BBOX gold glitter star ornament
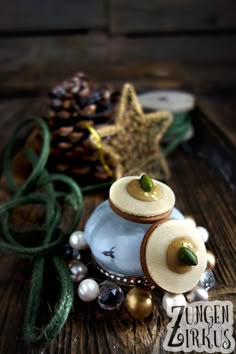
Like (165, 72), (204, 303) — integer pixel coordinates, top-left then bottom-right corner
(89, 83), (173, 180)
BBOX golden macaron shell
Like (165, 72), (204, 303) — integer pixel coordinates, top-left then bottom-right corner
(141, 219), (207, 294)
(109, 176), (175, 223)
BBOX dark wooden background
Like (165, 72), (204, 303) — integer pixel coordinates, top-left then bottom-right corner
(0, 1), (236, 353)
(0, 0), (236, 94)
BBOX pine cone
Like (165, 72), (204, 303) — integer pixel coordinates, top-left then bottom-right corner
(44, 72), (120, 185)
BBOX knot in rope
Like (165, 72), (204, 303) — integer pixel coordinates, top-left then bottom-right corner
(0, 117), (83, 346)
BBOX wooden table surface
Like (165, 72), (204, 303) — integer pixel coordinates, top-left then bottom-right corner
(0, 63), (236, 354)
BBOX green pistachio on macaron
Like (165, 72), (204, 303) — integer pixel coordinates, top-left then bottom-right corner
(178, 247), (198, 266)
(139, 174), (154, 192)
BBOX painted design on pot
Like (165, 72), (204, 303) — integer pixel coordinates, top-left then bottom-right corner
(102, 246), (116, 259)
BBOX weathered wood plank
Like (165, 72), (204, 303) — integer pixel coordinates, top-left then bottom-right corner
(110, 0), (236, 34)
(178, 64), (236, 94)
(0, 0), (106, 32)
(190, 106), (236, 191)
(198, 95), (236, 147)
(0, 34), (236, 92)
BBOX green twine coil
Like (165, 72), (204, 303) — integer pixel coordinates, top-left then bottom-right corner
(0, 117), (83, 346)
(138, 90), (195, 155)
(163, 111), (192, 155)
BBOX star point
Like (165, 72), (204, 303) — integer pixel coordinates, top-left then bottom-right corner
(90, 83), (173, 179)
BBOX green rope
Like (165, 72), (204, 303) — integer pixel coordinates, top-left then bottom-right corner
(23, 256), (74, 346)
(0, 117), (83, 346)
(3, 117), (50, 195)
(81, 181), (112, 193)
(163, 112), (192, 155)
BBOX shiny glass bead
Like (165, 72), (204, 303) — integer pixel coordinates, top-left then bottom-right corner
(62, 244), (80, 260)
(97, 281), (124, 310)
(62, 244), (73, 258)
(186, 286), (209, 303)
(72, 249), (81, 260)
(198, 268), (215, 291)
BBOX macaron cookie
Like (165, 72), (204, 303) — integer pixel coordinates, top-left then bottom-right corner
(109, 175), (175, 224)
(140, 219), (207, 293)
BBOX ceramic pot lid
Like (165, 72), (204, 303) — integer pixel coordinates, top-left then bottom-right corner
(109, 176), (175, 224)
(140, 219), (207, 293)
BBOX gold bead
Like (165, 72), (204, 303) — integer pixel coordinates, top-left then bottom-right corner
(124, 288), (154, 320)
(206, 250), (216, 270)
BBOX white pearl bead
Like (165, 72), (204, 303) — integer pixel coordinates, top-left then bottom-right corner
(78, 279), (99, 302)
(186, 286), (209, 303)
(69, 260), (88, 283)
(184, 216), (196, 228)
(196, 226), (209, 243)
(162, 292), (186, 317)
(69, 231), (88, 250)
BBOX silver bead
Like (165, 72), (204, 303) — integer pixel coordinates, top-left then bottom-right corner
(78, 279), (99, 302)
(198, 268), (215, 291)
(186, 286), (209, 303)
(162, 292), (186, 317)
(197, 226), (209, 243)
(69, 231), (88, 250)
(68, 260), (88, 283)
